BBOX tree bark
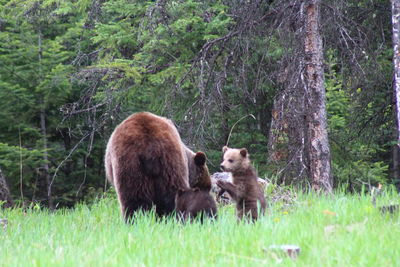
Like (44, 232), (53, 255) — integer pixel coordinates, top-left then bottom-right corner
(40, 103), (53, 209)
(38, 29), (53, 209)
(392, 0), (400, 190)
(268, 88), (309, 186)
(268, 1), (332, 191)
(302, 0), (332, 192)
(0, 167), (14, 208)
(393, 145), (399, 189)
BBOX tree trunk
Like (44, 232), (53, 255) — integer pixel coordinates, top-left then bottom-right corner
(392, 0), (400, 190)
(268, 1), (332, 192)
(268, 88), (309, 185)
(302, 0), (332, 192)
(38, 29), (53, 209)
(393, 145), (399, 189)
(0, 167), (14, 208)
(40, 103), (53, 209)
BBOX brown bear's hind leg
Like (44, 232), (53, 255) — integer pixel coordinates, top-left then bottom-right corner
(121, 197), (153, 223)
(154, 195), (175, 217)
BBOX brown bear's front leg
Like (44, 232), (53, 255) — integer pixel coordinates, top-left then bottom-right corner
(216, 180), (238, 201)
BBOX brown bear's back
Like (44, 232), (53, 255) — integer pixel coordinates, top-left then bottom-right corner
(105, 112), (190, 219)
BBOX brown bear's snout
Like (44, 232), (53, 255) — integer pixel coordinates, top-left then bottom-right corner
(220, 164), (225, 171)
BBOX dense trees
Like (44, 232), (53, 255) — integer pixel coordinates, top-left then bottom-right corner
(0, 0), (397, 207)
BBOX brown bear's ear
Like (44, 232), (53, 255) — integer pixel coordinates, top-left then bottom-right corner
(222, 146), (229, 153)
(194, 152), (206, 166)
(240, 148), (248, 157)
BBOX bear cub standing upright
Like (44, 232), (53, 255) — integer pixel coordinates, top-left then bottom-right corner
(217, 146), (266, 221)
(105, 112), (214, 221)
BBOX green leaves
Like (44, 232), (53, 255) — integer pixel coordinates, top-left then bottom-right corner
(325, 54), (389, 189)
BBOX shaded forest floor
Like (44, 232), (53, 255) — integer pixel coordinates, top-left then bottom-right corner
(0, 191), (399, 266)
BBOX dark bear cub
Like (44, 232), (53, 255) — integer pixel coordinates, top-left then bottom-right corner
(186, 149), (212, 191)
(217, 146), (266, 221)
(175, 188), (217, 222)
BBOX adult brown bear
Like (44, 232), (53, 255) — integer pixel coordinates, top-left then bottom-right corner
(105, 112), (212, 221)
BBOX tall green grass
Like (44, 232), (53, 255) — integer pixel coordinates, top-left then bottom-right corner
(1, 191), (399, 266)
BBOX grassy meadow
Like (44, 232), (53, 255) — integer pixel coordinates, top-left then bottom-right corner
(0, 190), (399, 267)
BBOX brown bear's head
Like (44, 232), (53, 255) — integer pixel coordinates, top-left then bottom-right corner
(175, 187), (217, 222)
(220, 146), (251, 173)
(186, 149), (212, 191)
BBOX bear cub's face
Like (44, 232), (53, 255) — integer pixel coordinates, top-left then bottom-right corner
(220, 146), (250, 173)
(175, 187), (217, 222)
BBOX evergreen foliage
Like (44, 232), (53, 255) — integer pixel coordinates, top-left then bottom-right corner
(0, 0), (396, 206)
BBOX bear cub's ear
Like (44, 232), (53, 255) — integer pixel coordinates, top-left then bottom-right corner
(194, 152), (207, 166)
(240, 148), (248, 157)
(222, 146), (229, 153)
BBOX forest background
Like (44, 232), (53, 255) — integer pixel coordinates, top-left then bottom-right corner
(0, 0), (397, 208)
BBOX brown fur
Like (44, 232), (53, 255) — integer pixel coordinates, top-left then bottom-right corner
(105, 112), (212, 221)
(175, 188), (217, 222)
(186, 149), (212, 191)
(217, 146), (266, 221)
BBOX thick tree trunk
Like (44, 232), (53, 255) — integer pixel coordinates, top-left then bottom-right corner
(0, 167), (14, 208)
(302, 0), (332, 192)
(392, 0), (400, 190)
(268, 1), (332, 191)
